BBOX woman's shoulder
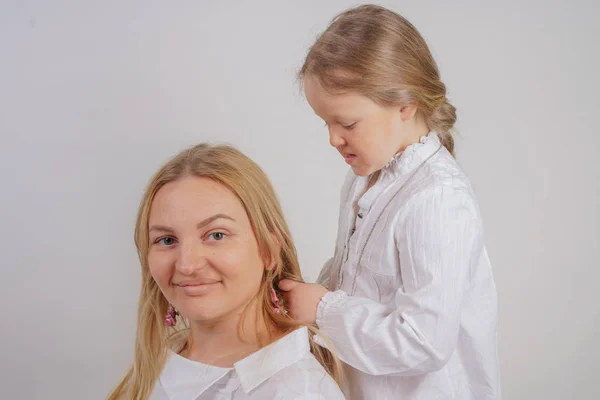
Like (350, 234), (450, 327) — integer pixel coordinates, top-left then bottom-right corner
(233, 327), (345, 399)
(269, 353), (345, 399)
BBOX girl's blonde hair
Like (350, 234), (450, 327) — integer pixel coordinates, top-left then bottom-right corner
(108, 144), (342, 400)
(300, 4), (457, 156)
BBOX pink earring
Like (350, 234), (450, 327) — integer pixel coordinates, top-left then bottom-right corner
(270, 287), (282, 314)
(164, 304), (179, 327)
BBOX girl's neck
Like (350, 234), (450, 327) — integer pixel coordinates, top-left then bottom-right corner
(366, 170), (381, 191)
(368, 124), (429, 191)
(397, 120), (430, 154)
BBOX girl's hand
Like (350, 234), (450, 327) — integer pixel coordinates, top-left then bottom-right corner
(278, 280), (328, 325)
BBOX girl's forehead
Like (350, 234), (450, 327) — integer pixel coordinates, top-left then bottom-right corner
(305, 78), (372, 114)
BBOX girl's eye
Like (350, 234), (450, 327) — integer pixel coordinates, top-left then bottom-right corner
(156, 237), (176, 246)
(207, 232), (227, 241)
(343, 122), (357, 130)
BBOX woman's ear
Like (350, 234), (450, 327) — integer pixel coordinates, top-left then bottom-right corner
(264, 232), (282, 271)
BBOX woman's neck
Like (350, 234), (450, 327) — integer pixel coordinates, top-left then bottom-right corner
(180, 298), (278, 367)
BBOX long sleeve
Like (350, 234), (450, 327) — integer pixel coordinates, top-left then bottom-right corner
(316, 187), (484, 376)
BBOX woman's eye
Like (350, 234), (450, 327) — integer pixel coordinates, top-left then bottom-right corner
(343, 122), (357, 130)
(156, 237), (176, 246)
(208, 232), (227, 241)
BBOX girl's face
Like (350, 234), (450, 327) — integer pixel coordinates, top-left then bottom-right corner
(147, 176), (267, 324)
(304, 76), (419, 176)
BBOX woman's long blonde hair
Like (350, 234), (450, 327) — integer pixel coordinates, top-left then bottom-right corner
(108, 144), (342, 400)
(300, 4), (457, 156)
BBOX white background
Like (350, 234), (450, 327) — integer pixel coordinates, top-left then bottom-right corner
(1, 1), (598, 399)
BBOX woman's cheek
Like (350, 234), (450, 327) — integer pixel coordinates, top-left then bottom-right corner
(148, 251), (173, 290)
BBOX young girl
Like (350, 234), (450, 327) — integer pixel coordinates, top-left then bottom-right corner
(108, 144), (344, 400)
(279, 5), (500, 400)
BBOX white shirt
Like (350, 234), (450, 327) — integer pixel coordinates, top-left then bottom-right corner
(150, 327), (344, 400)
(316, 132), (501, 400)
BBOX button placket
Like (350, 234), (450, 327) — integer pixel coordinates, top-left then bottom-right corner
(340, 177), (368, 289)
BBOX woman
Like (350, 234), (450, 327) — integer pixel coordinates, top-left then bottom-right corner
(108, 144), (344, 399)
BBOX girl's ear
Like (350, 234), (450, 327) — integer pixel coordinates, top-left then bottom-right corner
(399, 104), (418, 121)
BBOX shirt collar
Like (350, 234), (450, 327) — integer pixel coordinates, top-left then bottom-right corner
(234, 326), (310, 393)
(356, 131), (442, 212)
(160, 347), (231, 400)
(159, 326), (310, 399)
(382, 131), (441, 178)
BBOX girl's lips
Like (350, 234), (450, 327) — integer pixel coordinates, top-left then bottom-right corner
(344, 154), (357, 165)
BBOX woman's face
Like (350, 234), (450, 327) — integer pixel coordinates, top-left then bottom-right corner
(147, 176), (267, 323)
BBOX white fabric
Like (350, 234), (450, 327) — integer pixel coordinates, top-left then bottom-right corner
(316, 132), (501, 400)
(150, 326), (344, 400)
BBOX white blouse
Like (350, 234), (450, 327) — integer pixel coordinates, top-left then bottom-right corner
(150, 327), (344, 400)
(316, 132), (501, 400)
